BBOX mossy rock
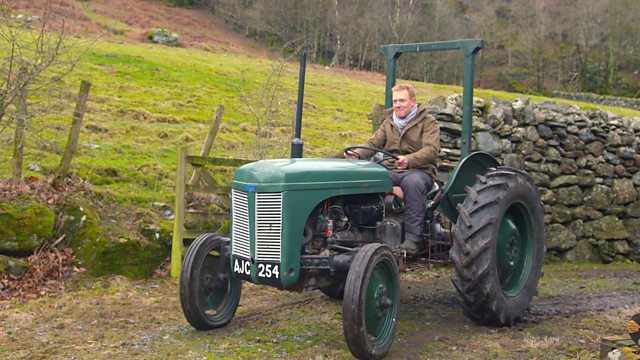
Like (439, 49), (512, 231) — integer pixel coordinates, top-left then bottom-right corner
(74, 236), (168, 279)
(0, 199), (54, 256)
(0, 254), (28, 277)
(59, 197), (168, 279)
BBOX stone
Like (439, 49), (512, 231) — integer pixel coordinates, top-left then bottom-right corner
(541, 163), (561, 178)
(576, 170), (596, 187)
(546, 223), (577, 251)
(512, 97), (534, 125)
(578, 128), (596, 143)
(537, 124), (554, 139)
(147, 28), (180, 47)
(529, 172), (550, 187)
(544, 147), (562, 162)
(627, 200), (640, 218)
(0, 200), (54, 256)
(540, 188), (556, 205)
(584, 185), (612, 210)
(555, 186), (582, 206)
(475, 131), (502, 156)
(503, 154), (524, 169)
(550, 206), (573, 223)
(585, 141), (605, 156)
(612, 178), (638, 205)
(616, 147), (636, 160)
(60, 198), (169, 279)
(549, 175), (579, 188)
(594, 163), (614, 178)
(588, 215), (629, 240)
(0, 254), (28, 277)
(524, 126), (540, 141)
(559, 158), (579, 174)
(563, 240), (601, 263)
(613, 164), (629, 177)
(567, 219), (585, 239)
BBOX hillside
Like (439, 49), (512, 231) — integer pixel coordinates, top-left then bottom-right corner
(1, 0), (640, 278)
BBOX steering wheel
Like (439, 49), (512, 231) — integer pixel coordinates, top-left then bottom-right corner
(344, 146), (399, 168)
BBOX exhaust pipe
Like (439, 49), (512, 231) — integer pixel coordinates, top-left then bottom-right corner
(290, 51), (306, 158)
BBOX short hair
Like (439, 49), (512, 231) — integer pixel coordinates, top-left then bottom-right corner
(391, 83), (416, 100)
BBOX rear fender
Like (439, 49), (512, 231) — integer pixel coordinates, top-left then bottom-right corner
(440, 151), (499, 223)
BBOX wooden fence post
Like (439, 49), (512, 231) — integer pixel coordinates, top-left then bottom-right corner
(53, 80), (91, 189)
(369, 103), (385, 133)
(189, 105), (224, 186)
(171, 146), (188, 277)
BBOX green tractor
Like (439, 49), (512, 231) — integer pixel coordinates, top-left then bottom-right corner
(178, 40), (545, 359)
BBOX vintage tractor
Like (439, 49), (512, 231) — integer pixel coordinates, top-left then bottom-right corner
(178, 40), (545, 359)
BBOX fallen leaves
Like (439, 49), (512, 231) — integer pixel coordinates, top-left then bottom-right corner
(0, 246), (83, 301)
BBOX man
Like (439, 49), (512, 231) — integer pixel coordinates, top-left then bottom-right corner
(345, 83), (440, 254)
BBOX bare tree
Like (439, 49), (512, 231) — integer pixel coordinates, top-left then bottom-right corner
(0, 0), (84, 179)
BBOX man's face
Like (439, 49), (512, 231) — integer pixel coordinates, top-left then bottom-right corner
(392, 89), (416, 119)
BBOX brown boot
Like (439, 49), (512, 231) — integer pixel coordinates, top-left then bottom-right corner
(400, 233), (420, 255)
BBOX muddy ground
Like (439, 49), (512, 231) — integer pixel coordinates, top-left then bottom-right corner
(1, 262), (639, 359)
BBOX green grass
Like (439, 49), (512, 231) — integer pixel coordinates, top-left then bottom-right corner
(1, 36), (639, 210)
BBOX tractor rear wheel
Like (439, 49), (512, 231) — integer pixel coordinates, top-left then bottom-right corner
(450, 167), (544, 326)
(343, 243), (399, 359)
(180, 233), (242, 330)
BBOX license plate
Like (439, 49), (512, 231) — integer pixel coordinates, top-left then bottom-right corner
(232, 257), (280, 281)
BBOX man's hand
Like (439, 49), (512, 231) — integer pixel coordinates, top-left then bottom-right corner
(396, 155), (408, 170)
(344, 150), (359, 160)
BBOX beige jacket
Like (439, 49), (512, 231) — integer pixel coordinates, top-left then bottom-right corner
(356, 105), (440, 178)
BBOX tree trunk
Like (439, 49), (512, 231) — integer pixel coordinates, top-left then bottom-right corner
(11, 69), (28, 180)
(52, 80), (91, 189)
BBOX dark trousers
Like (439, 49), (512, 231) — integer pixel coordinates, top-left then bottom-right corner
(388, 170), (433, 237)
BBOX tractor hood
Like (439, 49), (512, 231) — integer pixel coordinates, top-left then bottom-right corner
(232, 158), (392, 193)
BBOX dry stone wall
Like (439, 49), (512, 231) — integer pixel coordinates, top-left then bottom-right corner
(425, 94), (640, 263)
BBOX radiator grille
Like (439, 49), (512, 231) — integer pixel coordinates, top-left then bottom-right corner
(255, 192), (282, 262)
(231, 189), (250, 259)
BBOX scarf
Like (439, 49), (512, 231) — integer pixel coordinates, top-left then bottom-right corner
(393, 104), (419, 132)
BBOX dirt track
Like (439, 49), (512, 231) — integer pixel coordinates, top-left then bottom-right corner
(1, 263), (639, 359)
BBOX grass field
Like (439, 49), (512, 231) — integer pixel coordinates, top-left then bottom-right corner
(1, 35), (639, 210)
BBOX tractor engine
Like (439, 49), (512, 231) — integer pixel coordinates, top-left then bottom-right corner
(301, 194), (403, 256)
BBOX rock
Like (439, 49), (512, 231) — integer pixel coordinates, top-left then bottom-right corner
(0, 254), (28, 277)
(612, 178), (638, 204)
(544, 147), (562, 163)
(540, 188), (556, 205)
(0, 199), (54, 256)
(576, 170), (596, 187)
(550, 206), (573, 223)
(627, 200), (640, 218)
(549, 175), (579, 188)
(541, 163), (561, 178)
(475, 131), (502, 156)
(503, 154), (524, 169)
(59, 198), (168, 279)
(555, 186), (582, 206)
(616, 147), (636, 160)
(524, 126), (540, 141)
(537, 124), (554, 139)
(147, 28), (180, 47)
(559, 158), (579, 174)
(578, 128), (596, 143)
(529, 172), (550, 187)
(585, 141), (605, 156)
(587, 215), (629, 240)
(512, 97), (534, 125)
(633, 172), (640, 187)
(563, 240), (601, 263)
(546, 223), (577, 251)
(594, 163), (615, 178)
(584, 185), (612, 210)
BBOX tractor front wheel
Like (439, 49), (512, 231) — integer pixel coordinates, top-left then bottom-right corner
(179, 233), (242, 330)
(450, 167), (544, 326)
(343, 243), (399, 359)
